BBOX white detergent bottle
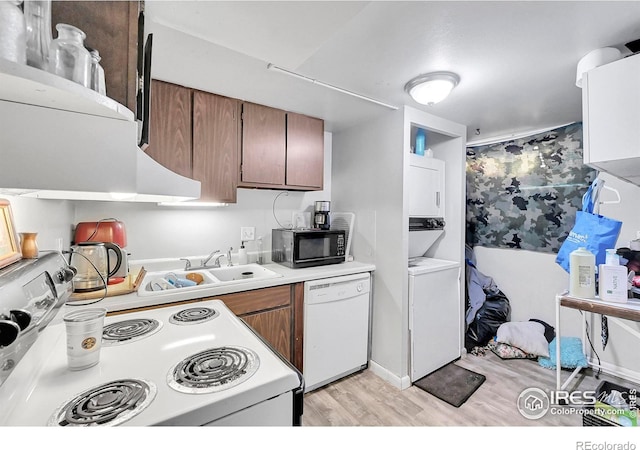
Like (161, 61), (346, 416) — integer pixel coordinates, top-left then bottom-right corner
(569, 247), (595, 298)
(599, 249), (628, 303)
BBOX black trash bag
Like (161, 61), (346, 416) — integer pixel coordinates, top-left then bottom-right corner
(465, 289), (511, 350)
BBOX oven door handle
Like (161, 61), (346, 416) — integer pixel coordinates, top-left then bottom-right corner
(238, 319), (305, 426)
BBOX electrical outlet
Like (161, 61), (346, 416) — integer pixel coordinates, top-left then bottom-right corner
(241, 227), (256, 241)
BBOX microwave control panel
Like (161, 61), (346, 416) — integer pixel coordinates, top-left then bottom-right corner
(337, 234), (345, 256)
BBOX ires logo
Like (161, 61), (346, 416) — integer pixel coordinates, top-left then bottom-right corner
(517, 388), (599, 420)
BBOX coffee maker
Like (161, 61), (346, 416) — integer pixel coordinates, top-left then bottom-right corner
(313, 201), (331, 230)
(73, 219), (129, 285)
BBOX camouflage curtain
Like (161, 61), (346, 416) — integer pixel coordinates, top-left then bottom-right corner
(466, 122), (597, 253)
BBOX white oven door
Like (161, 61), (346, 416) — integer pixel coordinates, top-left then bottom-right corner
(204, 392), (293, 426)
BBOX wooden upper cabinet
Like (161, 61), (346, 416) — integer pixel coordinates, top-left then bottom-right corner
(240, 102), (286, 186)
(51, 1), (140, 112)
(240, 103), (324, 191)
(146, 80), (192, 178)
(192, 91), (239, 203)
(286, 112), (324, 189)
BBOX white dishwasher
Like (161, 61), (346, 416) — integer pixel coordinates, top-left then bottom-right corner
(303, 272), (371, 393)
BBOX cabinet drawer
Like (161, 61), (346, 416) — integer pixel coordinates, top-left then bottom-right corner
(216, 285), (291, 316)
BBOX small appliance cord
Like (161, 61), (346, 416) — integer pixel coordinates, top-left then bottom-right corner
(272, 191), (293, 229)
(83, 217), (119, 242)
(60, 249), (107, 306)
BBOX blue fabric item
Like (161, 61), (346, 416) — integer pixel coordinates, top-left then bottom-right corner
(555, 178), (623, 273)
(538, 337), (588, 369)
(465, 259), (499, 326)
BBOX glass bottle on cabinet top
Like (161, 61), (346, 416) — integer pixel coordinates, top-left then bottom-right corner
(87, 47), (106, 95)
(24, 0), (51, 70)
(48, 23), (91, 87)
(0, 0), (26, 64)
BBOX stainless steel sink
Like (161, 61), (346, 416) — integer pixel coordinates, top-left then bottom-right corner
(207, 264), (283, 283)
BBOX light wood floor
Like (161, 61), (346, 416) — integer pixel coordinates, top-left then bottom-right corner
(302, 351), (637, 426)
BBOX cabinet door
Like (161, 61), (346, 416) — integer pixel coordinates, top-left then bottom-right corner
(242, 308), (292, 362)
(52, 1), (139, 111)
(408, 158), (444, 217)
(240, 102), (286, 186)
(286, 113), (324, 189)
(146, 80), (192, 178)
(192, 91), (239, 203)
(409, 266), (461, 382)
(583, 54), (640, 167)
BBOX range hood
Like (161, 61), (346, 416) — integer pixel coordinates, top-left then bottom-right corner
(0, 60), (200, 202)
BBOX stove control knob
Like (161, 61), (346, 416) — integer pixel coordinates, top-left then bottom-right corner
(56, 266), (77, 283)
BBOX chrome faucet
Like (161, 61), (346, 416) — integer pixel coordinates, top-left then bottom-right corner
(185, 247), (233, 270)
(201, 249), (222, 268)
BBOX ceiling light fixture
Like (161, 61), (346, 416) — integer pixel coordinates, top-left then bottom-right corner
(267, 63), (398, 110)
(404, 72), (460, 106)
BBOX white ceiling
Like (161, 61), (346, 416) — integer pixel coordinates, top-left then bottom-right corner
(145, 1), (640, 144)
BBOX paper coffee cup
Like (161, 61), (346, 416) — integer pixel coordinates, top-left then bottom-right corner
(63, 308), (107, 371)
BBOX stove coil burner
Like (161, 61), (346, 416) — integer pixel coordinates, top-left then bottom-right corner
(167, 346), (259, 394)
(48, 379), (157, 427)
(169, 306), (219, 325)
(102, 318), (162, 346)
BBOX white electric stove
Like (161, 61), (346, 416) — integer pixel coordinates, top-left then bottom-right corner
(0, 258), (303, 427)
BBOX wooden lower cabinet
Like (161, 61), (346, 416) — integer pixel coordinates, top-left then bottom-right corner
(242, 308), (291, 363)
(212, 283), (304, 371)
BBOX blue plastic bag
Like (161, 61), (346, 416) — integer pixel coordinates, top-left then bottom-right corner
(555, 179), (622, 273)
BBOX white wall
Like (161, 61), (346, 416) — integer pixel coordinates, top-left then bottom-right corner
(332, 109), (406, 381)
(474, 171), (640, 383)
(2, 196), (75, 254)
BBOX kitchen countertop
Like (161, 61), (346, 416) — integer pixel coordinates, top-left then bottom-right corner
(81, 259), (376, 313)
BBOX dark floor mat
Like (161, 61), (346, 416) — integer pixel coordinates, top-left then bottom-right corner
(413, 363), (486, 408)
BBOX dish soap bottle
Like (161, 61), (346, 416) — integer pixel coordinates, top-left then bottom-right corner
(238, 241), (248, 265)
(569, 247), (595, 298)
(598, 249), (628, 303)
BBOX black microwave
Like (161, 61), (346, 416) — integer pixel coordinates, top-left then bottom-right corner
(272, 229), (346, 268)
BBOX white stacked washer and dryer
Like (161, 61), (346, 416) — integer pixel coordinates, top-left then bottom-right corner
(407, 154), (462, 383)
